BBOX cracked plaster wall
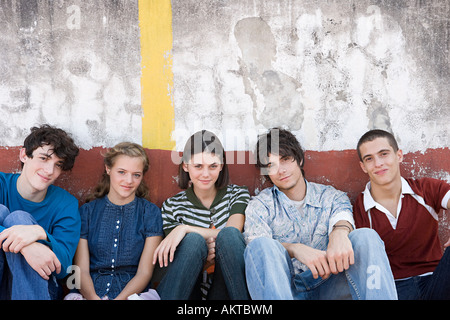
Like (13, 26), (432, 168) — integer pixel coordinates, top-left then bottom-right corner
(0, 0), (142, 149)
(172, 0), (449, 159)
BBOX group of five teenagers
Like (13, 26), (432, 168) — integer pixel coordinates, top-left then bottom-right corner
(1, 124), (449, 300)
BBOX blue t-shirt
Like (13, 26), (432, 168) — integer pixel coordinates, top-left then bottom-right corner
(79, 195), (163, 298)
(0, 172), (81, 279)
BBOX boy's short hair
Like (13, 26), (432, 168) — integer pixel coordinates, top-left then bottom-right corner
(255, 127), (305, 179)
(23, 124), (79, 171)
(356, 129), (399, 161)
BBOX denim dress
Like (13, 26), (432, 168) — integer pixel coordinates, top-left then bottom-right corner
(79, 196), (163, 299)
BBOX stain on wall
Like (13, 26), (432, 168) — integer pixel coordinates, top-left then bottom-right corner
(0, 0), (142, 149)
(171, 0), (449, 154)
(234, 17), (304, 131)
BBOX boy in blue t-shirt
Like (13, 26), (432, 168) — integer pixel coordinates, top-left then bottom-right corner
(0, 125), (80, 300)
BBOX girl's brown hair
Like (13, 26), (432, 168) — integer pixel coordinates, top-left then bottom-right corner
(86, 142), (150, 202)
(178, 130), (229, 190)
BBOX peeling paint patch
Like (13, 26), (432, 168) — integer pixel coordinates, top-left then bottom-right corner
(171, 0), (449, 153)
(0, 1), (142, 149)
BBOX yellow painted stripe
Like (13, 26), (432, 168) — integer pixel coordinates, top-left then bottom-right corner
(139, 0), (175, 150)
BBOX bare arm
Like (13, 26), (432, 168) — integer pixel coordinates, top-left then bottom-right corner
(152, 224), (216, 268)
(204, 213), (245, 269)
(153, 213), (245, 268)
(20, 242), (61, 280)
(225, 213), (245, 231)
(281, 220), (354, 280)
(282, 242), (330, 279)
(73, 239), (101, 300)
(326, 220), (354, 274)
(114, 236), (162, 300)
(0, 225), (47, 253)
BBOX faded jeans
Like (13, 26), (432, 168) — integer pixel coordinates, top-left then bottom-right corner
(244, 228), (398, 300)
(0, 205), (61, 300)
(156, 226), (250, 300)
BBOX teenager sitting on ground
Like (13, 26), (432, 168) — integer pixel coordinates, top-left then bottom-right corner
(243, 128), (397, 300)
(354, 129), (450, 300)
(153, 130), (250, 300)
(0, 124), (80, 300)
(66, 142), (163, 300)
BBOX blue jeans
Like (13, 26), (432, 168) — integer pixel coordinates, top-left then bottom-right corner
(244, 228), (398, 300)
(156, 227), (250, 300)
(0, 205), (61, 300)
(395, 248), (450, 300)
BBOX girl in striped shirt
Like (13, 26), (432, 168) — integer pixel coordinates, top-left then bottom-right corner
(153, 130), (250, 300)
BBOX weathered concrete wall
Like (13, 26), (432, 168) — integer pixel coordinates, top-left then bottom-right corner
(0, 0), (142, 149)
(0, 1), (449, 245)
(172, 0), (449, 155)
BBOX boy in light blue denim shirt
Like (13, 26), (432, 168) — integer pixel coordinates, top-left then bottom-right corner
(243, 128), (397, 300)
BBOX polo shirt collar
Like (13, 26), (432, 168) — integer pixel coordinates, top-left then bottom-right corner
(362, 177), (415, 211)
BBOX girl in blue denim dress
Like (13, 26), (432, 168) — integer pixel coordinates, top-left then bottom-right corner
(65, 142), (163, 300)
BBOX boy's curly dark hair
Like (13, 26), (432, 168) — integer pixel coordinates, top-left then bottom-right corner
(23, 124), (80, 171)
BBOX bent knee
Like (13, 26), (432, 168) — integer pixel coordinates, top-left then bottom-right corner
(182, 232), (206, 246)
(3, 210), (35, 228)
(216, 226), (243, 244)
(178, 232), (208, 257)
(245, 237), (283, 257)
(247, 236), (274, 248)
(0, 204), (10, 225)
(350, 228), (384, 248)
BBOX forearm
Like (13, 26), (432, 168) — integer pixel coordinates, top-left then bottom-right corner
(225, 213), (245, 232)
(79, 271), (101, 300)
(281, 242), (329, 279)
(74, 239), (99, 299)
(117, 236), (161, 299)
(327, 220), (355, 274)
(331, 220), (353, 234)
(114, 270), (154, 300)
(183, 224), (220, 239)
(282, 242), (311, 259)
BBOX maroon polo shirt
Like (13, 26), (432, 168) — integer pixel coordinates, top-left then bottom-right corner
(353, 177), (450, 279)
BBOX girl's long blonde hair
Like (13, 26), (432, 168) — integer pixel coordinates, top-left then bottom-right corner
(86, 142), (150, 202)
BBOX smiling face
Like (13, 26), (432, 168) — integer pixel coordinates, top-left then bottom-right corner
(266, 153), (305, 201)
(182, 152), (223, 193)
(106, 155), (144, 205)
(358, 137), (403, 188)
(18, 145), (64, 201)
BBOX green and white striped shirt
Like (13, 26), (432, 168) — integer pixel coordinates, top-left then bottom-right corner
(161, 184), (250, 235)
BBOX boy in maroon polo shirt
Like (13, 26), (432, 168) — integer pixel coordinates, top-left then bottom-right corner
(353, 129), (450, 299)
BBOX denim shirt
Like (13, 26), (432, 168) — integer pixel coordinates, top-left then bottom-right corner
(243, 180), (354, 274)
(79, 196), (163, 298)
